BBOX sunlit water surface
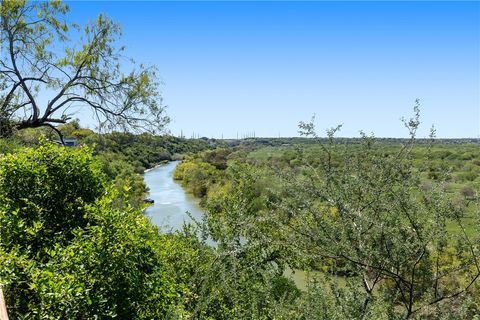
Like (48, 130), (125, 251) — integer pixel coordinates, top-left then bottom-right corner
(143, 161), (204, 232)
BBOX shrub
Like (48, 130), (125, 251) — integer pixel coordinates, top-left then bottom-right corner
(0, 142), (105, 254)
(461, 186), (476, 199)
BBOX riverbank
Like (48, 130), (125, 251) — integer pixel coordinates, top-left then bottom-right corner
(143, 160), (170, 173)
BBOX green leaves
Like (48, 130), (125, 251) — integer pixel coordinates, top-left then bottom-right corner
(171, 115), (480, 317)
(1, 0), (169, 136)
(0, 141), (105, 255)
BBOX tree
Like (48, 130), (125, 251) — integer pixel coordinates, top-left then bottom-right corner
(0, 142), (106, 256)
(267, 106), (480, 318)
(0, 0), (169, 139)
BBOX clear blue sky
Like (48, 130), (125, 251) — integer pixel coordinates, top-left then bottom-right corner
(67, 1), (479, 138)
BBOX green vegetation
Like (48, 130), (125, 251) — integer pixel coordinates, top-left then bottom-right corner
(0, 115), (478, 319)
(174, 117), (480, 318)
(2, 120), (218, 209)
(0, 117), (477, 319)
(1, 1), (479, 318)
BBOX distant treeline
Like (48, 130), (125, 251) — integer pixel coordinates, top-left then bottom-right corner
(226, 136), (480, 147)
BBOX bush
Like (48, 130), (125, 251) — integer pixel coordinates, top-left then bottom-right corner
(0, 142), (105, 254)
(461, 186), (476, 199)
(173, 159), (219, 198)
(455, 171), (478, 182)
(0, 142), (194, 318)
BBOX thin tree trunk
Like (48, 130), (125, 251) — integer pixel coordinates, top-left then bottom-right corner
(0, 287), (9, 320)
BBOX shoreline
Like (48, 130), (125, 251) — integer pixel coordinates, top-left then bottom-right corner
(143, 160), (170, 173)
(143, 158), (183, 174)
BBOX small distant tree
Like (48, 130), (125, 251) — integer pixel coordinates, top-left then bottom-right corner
(461, 186), (476, 200)
(0, 0), (169, 138)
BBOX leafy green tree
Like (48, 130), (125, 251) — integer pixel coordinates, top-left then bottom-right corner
(0, 141), (105, 254)
(19, 192), (181, 319)
(266, 108), (480, 318)
(174, 159), (220, 197)
(96, 151), (148, 209)
(0, 0), (169, 137)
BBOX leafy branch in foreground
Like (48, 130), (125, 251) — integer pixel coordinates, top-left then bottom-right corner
(0, 0), (169, 137)
(270, 104), (480, 318)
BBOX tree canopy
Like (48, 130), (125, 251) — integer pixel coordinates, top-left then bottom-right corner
(0, 0), (169, 137)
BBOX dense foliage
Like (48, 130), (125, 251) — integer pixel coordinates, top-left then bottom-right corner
(0, 143), (172, 318)
(2, 2), (479, 317)
(4, 123), (218, 209)
(174, 121), (480, 318)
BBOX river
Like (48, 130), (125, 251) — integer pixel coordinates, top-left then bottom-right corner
(143, 161), (310, 289)
(143, 161), (204, 232)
